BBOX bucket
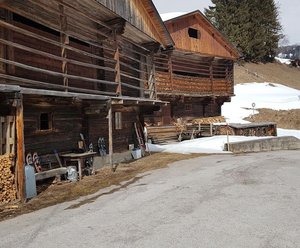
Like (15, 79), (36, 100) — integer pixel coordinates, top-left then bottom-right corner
(67, 166), (78, 182)
(131, 149), (142, 159)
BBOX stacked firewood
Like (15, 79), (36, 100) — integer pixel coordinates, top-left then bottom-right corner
(0, 154), (17, 204)
(192, 116), (225, 124)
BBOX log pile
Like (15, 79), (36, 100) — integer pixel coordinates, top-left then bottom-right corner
(0, 154), (17, 204)
(147, 126), (179, 144)
(192, 116), (225, 124)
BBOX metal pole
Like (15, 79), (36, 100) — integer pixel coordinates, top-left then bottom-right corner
(226, 122), (230, 152)
(107, 100), (113, 170)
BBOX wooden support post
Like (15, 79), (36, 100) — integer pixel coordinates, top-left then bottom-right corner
(168, 53), (173, 94)
(107, 101), (113, 170)
(152, 58), (157, 100)
(210, 61), (213, 93)
(139, 55), (145, 98)
(147, 54), (157, 99)
(16, 95), (25, 201)
(59, 5), (69, 90)
(225, 61), (229, 94)
(114, 36), (121, 96)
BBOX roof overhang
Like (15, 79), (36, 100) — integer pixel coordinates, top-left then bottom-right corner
(0, 84), (168, 106)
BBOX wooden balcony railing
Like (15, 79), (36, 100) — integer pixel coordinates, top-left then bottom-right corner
(156, 72), (233, 96)
(0, 4), (157, 99)
(154, 53), (234, 97)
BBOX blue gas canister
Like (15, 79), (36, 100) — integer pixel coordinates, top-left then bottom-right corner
(25, 164), (37, 199)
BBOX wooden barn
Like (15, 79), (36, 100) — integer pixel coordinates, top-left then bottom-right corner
(0, 0), (174, 201)
(147, 10), (240, 125)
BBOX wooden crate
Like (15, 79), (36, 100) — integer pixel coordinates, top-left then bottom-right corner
(0, 116), (16, 155)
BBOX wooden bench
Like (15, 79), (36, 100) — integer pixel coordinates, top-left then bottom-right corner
(35, 167), (67, 181)
(35, 153), (67, 181)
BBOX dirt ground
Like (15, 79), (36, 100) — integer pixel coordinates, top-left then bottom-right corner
(0, 153), (203, 222)
(235, 62), (300, 90)
(245, 108), (300, 130)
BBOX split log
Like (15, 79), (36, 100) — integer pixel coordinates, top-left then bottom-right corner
(0, 154), (17, 204)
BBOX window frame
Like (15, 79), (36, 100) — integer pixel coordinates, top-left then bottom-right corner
(115, 112), (122, 130)
(188, 28), (200, 39)
(39, 112), (53, 131)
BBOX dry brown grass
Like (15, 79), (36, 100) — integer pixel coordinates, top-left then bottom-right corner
(245, 108), (300, 130)
(0, 153), (204, 221)
(235, 62), (300, 90)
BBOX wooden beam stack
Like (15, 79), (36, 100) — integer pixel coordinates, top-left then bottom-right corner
(0, 154), (17, 204)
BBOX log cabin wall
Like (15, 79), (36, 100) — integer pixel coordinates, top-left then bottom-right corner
(145, 96), (228, 125)
(23, 95), (83, 155)
(0, 1), (158, 99)
(11, 94), (142, 156)
(147, 11), (239, 125)
(96, 0), (172, 47)
(86, 104), (139, 153)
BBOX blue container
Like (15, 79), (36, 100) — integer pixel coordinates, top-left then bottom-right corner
(25, 164), (37, 199)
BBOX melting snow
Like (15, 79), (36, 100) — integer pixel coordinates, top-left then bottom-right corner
(148, 82), (300, 154)
(275, 57), (291, 65)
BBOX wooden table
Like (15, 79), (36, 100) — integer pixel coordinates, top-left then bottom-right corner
(60, 152), (97, 180)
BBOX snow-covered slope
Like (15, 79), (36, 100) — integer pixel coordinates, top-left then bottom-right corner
(148, 82), (300, 154)
(222, 82), (300, 123)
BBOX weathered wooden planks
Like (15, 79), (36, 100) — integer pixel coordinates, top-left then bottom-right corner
(0, 116), (15, 155)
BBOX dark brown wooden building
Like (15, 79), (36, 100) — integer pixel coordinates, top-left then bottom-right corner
(0, 0), (174, 200)
(148, 10), (240, 125)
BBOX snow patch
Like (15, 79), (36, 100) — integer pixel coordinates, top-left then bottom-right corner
(148, 82), (300, 154)
(275, 57), (291, 65)
(222, 82), (300, 123)
(160, 12), (187, 22)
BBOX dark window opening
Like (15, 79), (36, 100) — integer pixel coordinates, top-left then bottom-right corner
(13, 13), (60, 37)
(185, 104), (192, 111)
(173, 70), (210, 78)
(13, 13), (89, 47)
(40, 113), (52, 131)
(69, 37), (89, 47)
(188, 28), (200, 39)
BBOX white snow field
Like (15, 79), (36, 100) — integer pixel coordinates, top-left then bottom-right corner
(148, 83), (300, 154)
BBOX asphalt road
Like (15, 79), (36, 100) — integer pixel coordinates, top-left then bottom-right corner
(1, 150), (300, 248)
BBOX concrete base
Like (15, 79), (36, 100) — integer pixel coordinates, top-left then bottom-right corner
(93, 151), (133, 170)
(224, 136), (300, 153)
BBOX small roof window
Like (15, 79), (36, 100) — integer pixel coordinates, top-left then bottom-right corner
(188, 28), (200, 39)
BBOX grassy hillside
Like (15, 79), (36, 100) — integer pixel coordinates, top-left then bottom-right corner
(234, 62), (300, 90)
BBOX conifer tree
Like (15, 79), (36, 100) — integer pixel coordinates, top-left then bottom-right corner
(205, 0), (282, 62)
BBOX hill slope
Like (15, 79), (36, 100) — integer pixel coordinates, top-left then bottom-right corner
(233, 63), (300, 129)
(234, 62), (300, 90)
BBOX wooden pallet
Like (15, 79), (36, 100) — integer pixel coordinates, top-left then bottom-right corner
(0, 116), (16, 155)
(147, 126), (179, 144)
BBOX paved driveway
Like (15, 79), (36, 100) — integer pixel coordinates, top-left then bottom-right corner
(1, 150), (300, 248)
